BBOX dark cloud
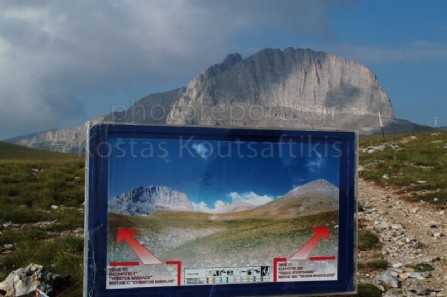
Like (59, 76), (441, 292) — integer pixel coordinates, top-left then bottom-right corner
(0, 0), (346, 139)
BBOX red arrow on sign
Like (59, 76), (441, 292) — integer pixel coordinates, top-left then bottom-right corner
(289, 227), (331, 261)
(116, 229), (162, 265)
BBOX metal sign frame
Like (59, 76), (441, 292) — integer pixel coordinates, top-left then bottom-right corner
(84, 123), (357, 297)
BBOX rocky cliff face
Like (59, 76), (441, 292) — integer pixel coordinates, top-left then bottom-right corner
(9, 125), (87, 154)
(166, 48), (393, 132)
(9, 48), (408, 153)
(108, 185), (194, 216)
(9, 88), (186, 154)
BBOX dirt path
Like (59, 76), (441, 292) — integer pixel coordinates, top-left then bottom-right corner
(358, 178), (447, 296)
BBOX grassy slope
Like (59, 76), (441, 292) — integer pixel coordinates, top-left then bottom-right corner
(108, 210), (339, 268)
(0, 145), (84, 296)
(359, 130), (447, 205)
(1, 130), (445, 296)
(0, 141), (73, 160)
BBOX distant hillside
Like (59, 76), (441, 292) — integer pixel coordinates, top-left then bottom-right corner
(222, 179), (339, 219)
(0, 141), (73, 160)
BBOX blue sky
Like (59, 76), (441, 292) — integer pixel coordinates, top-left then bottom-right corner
(0, 0), (446, 139)
(108, 137), (340, 212)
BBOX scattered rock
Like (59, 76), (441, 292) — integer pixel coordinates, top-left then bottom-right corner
(374, 271), (400, 288)
(391, 223), (403, 229)
(50, 205), (59, 210)
(410, 286), (428, 295)
(3, 244), (13, 250)
(0, 264), (63, 297)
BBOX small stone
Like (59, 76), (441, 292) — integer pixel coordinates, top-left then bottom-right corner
(383, 174), (390, 179)
(410, 286), (428, 295)
(416, 180), (427, 184)
(392, 263), (403, 268)
(381, 222), (390, 229)
(391, 224), (404, 230)
(433, 197), (439, 202)
(433, 232), (442, 238)
(429, 221), (439, 228)
(399, 273), (408, 279)
(397, 240), (405, 246)
(421, 271), (432, 278)
(408, 272), (426, 280)
(51, 205), (59, 210)
(3, 244), (13, 249)
(374, 271), (399, 288)
(411, 207), (419, 214)
(439, 210), (445, 215)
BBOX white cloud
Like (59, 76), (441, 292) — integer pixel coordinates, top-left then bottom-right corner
(0, 0), (344, 139)
(192, 200), (229, 213)
(192, 143), (211, 159)
(324, 41), (447, 64)
(306, 151), (325, 172)
(227, 191), (274, 206)
(213, 200), (228, 212)
(192, 201), (211, 212)
(192, 191), (273, 213)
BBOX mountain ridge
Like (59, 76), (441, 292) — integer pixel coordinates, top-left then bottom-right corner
(108, 185), (194, 216)
(109, 179), (339, 218)
(7, 47), (432, 153)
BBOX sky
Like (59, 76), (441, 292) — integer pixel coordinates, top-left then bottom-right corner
(107, 137), (341, 212)
(1, 0), (446, 140)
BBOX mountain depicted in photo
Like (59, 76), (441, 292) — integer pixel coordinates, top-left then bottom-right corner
(107, 179), (340, 269)
(108, 185), (194, 216)
(108, 179), (339, 217)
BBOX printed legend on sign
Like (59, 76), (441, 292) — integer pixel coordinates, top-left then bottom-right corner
(184, 266), (271, 285)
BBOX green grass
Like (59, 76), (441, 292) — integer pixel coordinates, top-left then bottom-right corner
(3, 130), (444, 296)
(355, 283), (382, 297)
(408, 263), (434, 272)
(359, 130), (447, 206)
(0, 141), (73, 160)
(0, 148), (84, 297)
(359, 259), (389, 271)
(358, 230), (380, 250)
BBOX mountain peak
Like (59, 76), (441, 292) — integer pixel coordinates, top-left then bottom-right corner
(167, 47), (394, 131)
(10, 47), (430, 154)
(108, 185), (194, 216)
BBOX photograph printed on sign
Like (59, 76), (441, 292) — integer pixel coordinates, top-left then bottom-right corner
(106, 136), (340, 288)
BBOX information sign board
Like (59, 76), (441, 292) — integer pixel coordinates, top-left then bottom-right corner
(85, 123), (357, 296)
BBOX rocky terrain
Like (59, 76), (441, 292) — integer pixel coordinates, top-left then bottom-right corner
(167, 48), (393, 131)
(108, 185), (194, 215)
(358, 179), (447, 296)
(8, 47), (431, 154)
